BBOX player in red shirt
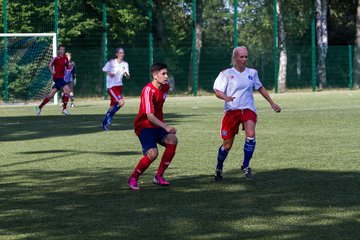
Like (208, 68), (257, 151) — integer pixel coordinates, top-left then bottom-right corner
(36, 44), (73, 116)
(128, 63), (178, 191)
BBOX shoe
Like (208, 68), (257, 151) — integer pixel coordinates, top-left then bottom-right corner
(35, 106), (41, 116)
(62, 109), (71, 115)
(214, 169), (223, 181)
(128, 177), (140, 191)
(241, 166), (256, 180)
(70, 103), (75, 108)
(153, 175), (170, 186)
(101, 122), (109, 131)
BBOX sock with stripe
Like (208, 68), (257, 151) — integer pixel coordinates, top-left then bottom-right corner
(242, 137), (256, 168)
(216, 145), (229, 171)
(131, 155), (153, 179)
(156, 144), (177, 176)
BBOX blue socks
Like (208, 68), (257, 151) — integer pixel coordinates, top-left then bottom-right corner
(243, 137), (256, 168)
(103, 104), (121, 126)
(108, 104), (121, 118)
(216, 145), (229, 171)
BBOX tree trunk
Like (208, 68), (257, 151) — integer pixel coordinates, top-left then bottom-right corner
(277, 0), (287, 93)
(155, 0), (169, 61)
(353, 0), (360, 89)
(188, 0), (203, 92)
(316, 0), (328, 89)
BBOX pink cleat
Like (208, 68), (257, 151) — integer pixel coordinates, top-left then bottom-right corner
(153, 175), (170, 186)
(128, 177), (140, 191)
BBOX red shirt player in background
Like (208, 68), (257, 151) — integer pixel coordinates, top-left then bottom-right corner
(128, 63), (178, 191)
(36, 44), (73, 116)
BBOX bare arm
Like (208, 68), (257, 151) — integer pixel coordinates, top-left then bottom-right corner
(49, 63), (55, 75)
(124, 71), (130, 79)
(258, 86), (281, 112)
(147, 113), (177, 134)
(215, 90), (235, 102)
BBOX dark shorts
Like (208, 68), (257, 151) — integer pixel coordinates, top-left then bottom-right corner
(220, 109), (257, 140)
(52, 78), (68, 91)
(138, 128), (169, 155)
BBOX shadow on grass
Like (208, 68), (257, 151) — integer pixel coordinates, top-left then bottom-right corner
(0, 113), (185, 142)
(0, 150), (141, 168)
(1, 168), (359, 240)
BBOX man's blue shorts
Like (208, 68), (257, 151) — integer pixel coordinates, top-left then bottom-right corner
(138, 128), (169, 155)
(52, 78), (67, 91)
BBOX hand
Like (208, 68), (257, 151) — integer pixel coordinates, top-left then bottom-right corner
(52, 70), (56, 75)
(224, 96), (236, 102)
(271, 103), (281, 113)
(124, 72), (130, 78)
(165, 126), (177, 134)
(108, 73), (115, 78)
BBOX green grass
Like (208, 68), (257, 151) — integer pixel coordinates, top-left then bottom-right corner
(1, 91), (360, 240)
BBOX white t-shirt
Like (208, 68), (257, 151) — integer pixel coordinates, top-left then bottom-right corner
(102, 59), (129, 88)
(213, 67), (262, 113)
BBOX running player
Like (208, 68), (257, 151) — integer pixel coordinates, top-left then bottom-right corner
(36, 44), (73, 116)
(63, 52), (76, 108)
(128, 63), (178, 191)
(101, 47), (130, 131)
(214, 46), (281, 181)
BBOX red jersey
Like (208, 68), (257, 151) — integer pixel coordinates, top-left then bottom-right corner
(134, 82), (170, 136)
(50, 55), (69, 80)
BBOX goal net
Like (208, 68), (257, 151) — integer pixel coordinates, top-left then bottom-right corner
(0, 33), (57, 104)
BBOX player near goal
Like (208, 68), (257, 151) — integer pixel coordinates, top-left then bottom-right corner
(101, 47), (130, 131)
(63, 52), (76, 108)
(213, 46), (281, 181)
(128, 63), (178, 191)
(36, 44), (73, 115)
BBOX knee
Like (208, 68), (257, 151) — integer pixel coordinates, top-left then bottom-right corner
(118, 99), (125, 107)
(223, 142), (232, 151)
(246, 131), (255, 138)
(146, 148), (158, 161)
(166, 134), (178, 145)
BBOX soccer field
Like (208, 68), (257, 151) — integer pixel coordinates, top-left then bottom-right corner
(1, 91), (360, 240)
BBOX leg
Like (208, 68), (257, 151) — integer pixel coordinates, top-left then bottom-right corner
(69, 82), (75, 107)
(130, 148), (158, 179)
(215, 110), (242, 181)
(128, 128), (158, 191)
(155, 134), (178, 178)
(241, 120), (256, 180)
(62, 85), (71, 111)
(36, 87), (58, 115)
(102, 87), (123, 130)
(108, 98), (124, 122)
(128, 148), (158, 191)
(216, 137), (234, 171)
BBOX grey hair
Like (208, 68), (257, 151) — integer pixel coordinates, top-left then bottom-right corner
(231, 46), (248, 66)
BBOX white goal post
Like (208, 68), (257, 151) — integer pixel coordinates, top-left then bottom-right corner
(0, 33), (59, 104)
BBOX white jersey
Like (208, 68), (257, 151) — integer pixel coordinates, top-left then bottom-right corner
(102, 59), (129, 89)
(213, 67), (262, 113)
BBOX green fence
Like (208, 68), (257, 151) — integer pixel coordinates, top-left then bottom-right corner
(0, 0), (357, 103)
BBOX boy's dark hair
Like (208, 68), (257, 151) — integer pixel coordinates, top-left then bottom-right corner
(58, 44), (65, 50)
(150, 63), (167, 76)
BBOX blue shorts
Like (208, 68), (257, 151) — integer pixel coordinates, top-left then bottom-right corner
(52, 78), (67, 91)
(138, 128), (169, 155)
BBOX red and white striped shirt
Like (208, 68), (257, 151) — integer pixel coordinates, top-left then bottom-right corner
(134, 82), (170, 136)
